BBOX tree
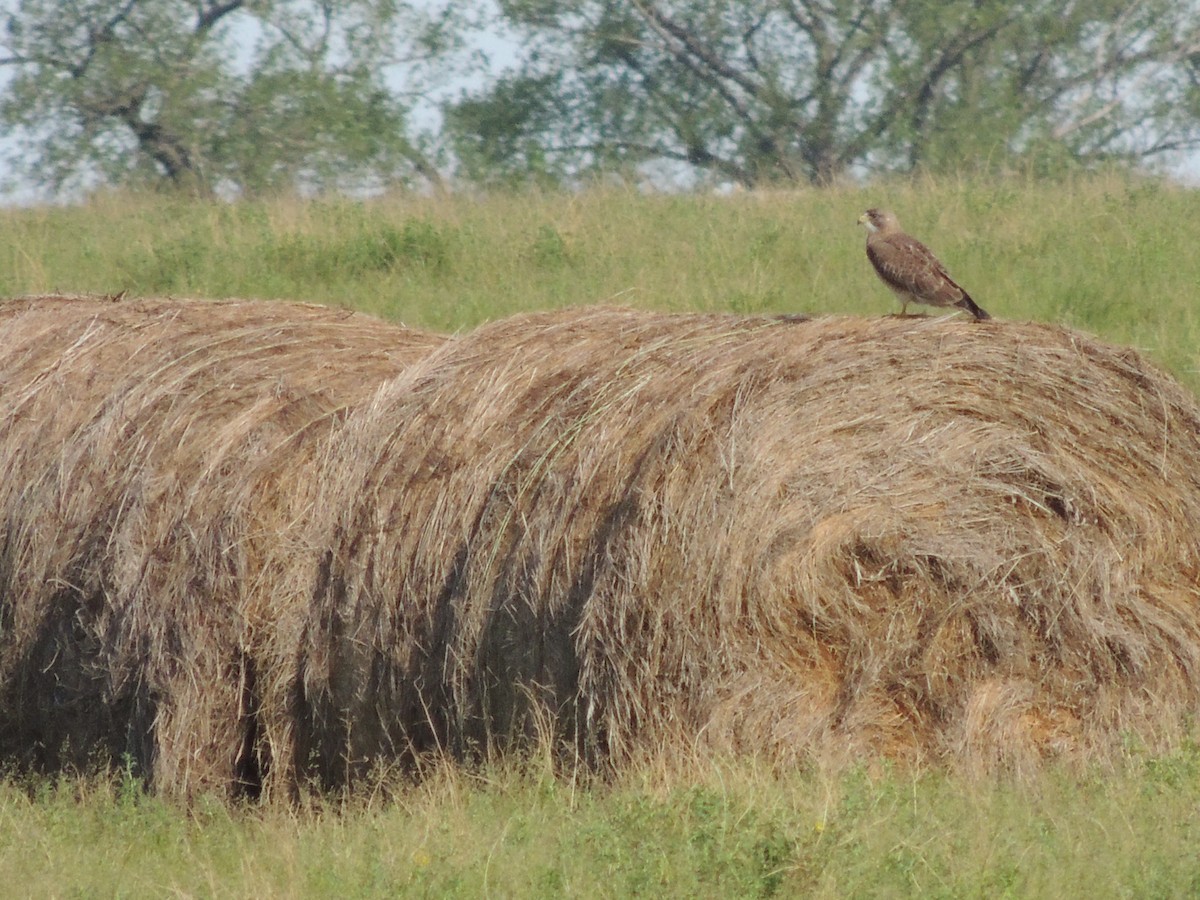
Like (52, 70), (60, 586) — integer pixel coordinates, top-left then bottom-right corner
(0, 0), (461, 197)
(445, 0), (1200, 188)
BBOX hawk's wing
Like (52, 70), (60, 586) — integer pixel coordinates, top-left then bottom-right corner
(867, 232), (968, 305)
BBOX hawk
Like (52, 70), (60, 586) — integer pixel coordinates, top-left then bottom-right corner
(857, 208), (990, 321)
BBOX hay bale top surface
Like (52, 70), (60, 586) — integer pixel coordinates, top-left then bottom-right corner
(0, 293), (444, 402)
(0, 292), (447, 503)
(375, 306), (1200, 548)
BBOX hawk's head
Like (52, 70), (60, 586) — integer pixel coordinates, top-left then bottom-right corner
(857, 208), (899, 234)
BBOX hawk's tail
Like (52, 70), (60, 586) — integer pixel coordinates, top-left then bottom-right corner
(957, 294), (991, 321)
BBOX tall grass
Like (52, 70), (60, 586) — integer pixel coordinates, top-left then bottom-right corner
(3, 173), (1200, 894)
(3, 747), (1200, 897)
(2, 171), (1197, 388)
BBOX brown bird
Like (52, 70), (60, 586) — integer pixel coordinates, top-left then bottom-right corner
(857, 208), (990, 321)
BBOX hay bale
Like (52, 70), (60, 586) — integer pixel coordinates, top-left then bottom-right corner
(0, 294), (444, 796)
(293, 306), (1200, 786)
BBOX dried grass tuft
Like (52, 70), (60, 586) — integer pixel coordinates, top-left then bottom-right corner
(292, 306), (1200, 787)
(0, 294), (443, 797)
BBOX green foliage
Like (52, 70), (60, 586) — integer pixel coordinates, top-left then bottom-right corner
(445, 73), (571, 187)
(447, 0), (1200, 187)
(4, 752), (1200, 896)
(5, 1), (1200, 194)
(527, 223), (571, 268)
(0, 0), (454, 197)
(266, 219), (453, 282)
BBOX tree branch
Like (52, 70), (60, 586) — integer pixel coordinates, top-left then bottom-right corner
(630, 0), (764, 105)
(196, 0), (245, 34)
(69, 0), (140, 78)
(907, 13), (1020, 142)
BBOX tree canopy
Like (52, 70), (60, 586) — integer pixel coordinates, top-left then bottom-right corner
(446, 0), (1200, 187)
(0, 0), (460, 196)
(4, 0), (1200, 196)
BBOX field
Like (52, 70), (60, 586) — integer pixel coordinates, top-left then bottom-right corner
(3, 750), (1200, 897)
(2, 172), (1200, 896)
(3, 172), (1198, 389)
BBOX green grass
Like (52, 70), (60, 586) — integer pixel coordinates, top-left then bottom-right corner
(3, 173), (1200, 894)
(2, 171), (1198, 389)
(3, 750), (1200, 897)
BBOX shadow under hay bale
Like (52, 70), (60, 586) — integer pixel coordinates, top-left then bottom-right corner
(0, 295), (445, 797)
(293, 306), (1200, 788)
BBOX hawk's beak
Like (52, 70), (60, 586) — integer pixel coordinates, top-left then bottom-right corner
(856, 213), (868, 226)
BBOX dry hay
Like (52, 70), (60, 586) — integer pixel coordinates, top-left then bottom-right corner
(0, 294), (444, 796)
(291, 306), (1200, 788)
(6, 296), (1200, 800)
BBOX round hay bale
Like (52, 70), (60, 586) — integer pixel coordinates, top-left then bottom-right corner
(0, 294), (445, 797)
(293, 306), (1200, 786)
